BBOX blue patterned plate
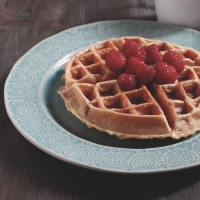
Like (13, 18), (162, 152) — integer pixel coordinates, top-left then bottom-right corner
(4, 20), (200, 173)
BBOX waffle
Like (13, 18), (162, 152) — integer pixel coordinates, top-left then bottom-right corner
(58, 37), (200, 139)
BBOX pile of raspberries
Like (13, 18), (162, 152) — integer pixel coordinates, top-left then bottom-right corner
(105, 40), (185, 91)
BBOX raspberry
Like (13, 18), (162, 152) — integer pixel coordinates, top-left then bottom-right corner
(136, 65), (156, 85)
(155, 62), (178, 84)
(163, 50), (184, 73)
(118, 73), (137, 91)
(105, 50), (126, 71)
(122, 40), (146, 61)
(125, 57), (146, 74)
(122, 40), (135, 51)
(145, 44), (163, 64)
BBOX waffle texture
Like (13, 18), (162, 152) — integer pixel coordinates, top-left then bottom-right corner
(58, 37), (200, 139)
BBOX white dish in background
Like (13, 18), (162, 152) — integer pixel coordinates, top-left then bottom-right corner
(4, 20), (200, 174)
(155, 0), (200, 30)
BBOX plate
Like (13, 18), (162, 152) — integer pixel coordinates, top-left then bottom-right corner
(4, 20), (200, 173)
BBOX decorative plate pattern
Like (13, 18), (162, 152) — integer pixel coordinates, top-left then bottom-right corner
(4, 20), (200, 173)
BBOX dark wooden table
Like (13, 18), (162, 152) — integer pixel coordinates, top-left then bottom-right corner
(1, 0), (200, 199)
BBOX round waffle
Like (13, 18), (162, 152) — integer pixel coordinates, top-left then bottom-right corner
(58, 37), (200, 139)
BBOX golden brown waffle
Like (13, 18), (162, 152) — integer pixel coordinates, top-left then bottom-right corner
(58, 37), (200, 139)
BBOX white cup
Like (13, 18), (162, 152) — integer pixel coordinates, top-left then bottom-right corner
(155, 0), (200, 30)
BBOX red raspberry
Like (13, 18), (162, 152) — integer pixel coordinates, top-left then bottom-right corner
(155, 62), (178, 84)
(135, 65), (156, 85)
(122, 40), (135, 50)
(125, 57), (146, 74)
(163, 50), (184, 73)
(105, 50), (126, 71)
(145, 44), (163, 64)
(118, 73), (137, 91)
(122, 40), (146, 61)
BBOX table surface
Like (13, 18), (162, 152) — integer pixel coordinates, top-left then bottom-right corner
(1, 0), (200, 199)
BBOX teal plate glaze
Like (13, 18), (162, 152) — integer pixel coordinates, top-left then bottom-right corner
(4, 20), (200, 173)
